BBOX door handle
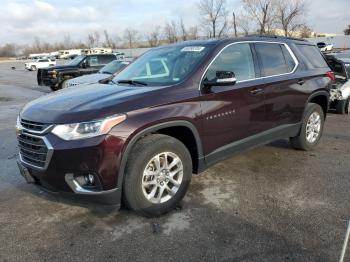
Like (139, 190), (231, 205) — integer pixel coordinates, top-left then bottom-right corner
(250, 88), (263, 95)
(297, 79), (305, 85)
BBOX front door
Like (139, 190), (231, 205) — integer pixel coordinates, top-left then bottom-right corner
(200, 43), (266, 158)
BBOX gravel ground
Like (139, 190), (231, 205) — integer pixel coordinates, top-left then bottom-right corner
(0, 61), (349, 262)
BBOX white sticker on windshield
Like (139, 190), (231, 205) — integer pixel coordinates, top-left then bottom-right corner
(181, 46), (205, 52)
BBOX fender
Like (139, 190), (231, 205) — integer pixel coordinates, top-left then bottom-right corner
(116, 120), (205, 197)
(306, 90), (330, 114)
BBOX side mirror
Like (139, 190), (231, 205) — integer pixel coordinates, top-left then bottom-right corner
(203, 71), (237, 87)
(81, 61), (88, 68)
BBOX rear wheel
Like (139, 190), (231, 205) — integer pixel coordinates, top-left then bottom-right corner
(290, 103), (325, 151)
(123, 134), (192, 217)
(335, 98), (349, 114)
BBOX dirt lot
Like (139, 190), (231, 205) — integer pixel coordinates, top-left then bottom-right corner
(0, 61), (349, 262)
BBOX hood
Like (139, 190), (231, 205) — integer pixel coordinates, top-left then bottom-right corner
(20, 83), (161, 124)
(45, 64), (77, 71)
(67, 73), (109, 85)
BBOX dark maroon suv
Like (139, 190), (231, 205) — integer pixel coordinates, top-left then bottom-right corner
(16, 36), (333, 217)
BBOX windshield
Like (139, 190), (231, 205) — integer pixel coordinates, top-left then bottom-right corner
(67, 55), (85, 66)
(99, 60), (129, 74)
(113, 45), (212, 86)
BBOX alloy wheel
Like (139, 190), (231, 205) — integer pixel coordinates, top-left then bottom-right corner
(306, 112), (322, 143)
(141, 152), (183, 204)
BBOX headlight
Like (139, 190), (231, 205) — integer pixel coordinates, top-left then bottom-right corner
(51, 114), (126, 140)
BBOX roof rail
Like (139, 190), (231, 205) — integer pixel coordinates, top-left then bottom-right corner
(247, 34), (307, 42)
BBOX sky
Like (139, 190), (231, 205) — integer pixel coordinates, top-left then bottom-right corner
(0, 0), (349, 45)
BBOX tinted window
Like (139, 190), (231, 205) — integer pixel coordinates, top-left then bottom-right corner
(39, 59), (48, 62)
(87, 56), (99, 66)
(281, 45), (296, 72)
(204, 43), (255, 82)
(255, 43), (293, 76)
(98, 55), (115, 65)
(296, 44), (328, 68)
(327, 58), (344, 75)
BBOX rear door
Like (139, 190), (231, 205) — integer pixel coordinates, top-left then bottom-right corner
(253, 42), (300, 128)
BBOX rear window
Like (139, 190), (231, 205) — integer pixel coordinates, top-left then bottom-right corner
(327, 59), (344, 75)
(255, 43), (295, 77)
(98, 55), (115, 65)
(296, 44), (328, 68)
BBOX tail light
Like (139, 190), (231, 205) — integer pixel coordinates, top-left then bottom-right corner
(326, 71), (335, 81)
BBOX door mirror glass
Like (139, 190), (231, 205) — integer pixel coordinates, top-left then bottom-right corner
(203, 71), (236, 87)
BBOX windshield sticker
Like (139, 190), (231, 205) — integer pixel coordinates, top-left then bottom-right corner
(181, 46), (205, 52)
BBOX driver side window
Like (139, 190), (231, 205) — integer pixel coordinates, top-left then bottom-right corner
(204, 43), (256, 82)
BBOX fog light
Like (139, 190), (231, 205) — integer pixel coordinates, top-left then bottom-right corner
(75, 173), (95, 186)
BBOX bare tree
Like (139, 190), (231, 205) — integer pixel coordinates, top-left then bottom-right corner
(123, 28), (139, 49)
(63, 35), (72, 49)
(232, 11), (238, 37)
(300, 24), (312, 38)
(236, 14), (252, 35)
(188, 26), (199, 40)
(87, 34), (96, 48)
(103, 30), (115, 48)
(277, 0), (305, 36)
(147, 26), (162, 47)
(198, 0), (228, 38)
(242, 0), (277, 34)
(93, 31), (100, 47)
(164, 20), (178, 43)
(179, 18), (188, 41)
(0, 43), (17, 57)
(32, 37), (42, 53)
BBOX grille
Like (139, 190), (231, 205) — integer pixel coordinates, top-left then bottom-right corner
(18, 133), (49, 169)
(20, 119), (50, 133)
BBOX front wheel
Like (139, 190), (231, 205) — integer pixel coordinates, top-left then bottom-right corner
(30, 65), (36, 71)
(290, 103), (325, 151)
(123, 134), (192, 217)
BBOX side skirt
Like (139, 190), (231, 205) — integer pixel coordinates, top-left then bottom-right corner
(202, 123), (301, 170)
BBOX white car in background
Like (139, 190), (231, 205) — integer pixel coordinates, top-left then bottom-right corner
(317, 42), (333, 52)
(24, 58), (56, 71)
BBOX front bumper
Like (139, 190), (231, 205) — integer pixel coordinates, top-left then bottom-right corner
(17, 132), (126, 205)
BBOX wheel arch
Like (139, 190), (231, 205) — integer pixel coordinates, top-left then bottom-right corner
(307, 91), (329, 117)
(116, 120), (205, 195)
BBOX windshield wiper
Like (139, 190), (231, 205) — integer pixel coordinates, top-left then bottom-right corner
(100, 71), (112, 74)
(117, 79), (148, 86)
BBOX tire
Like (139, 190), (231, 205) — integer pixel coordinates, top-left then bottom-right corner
(59, 79), (68, 89)
(335, 98), (349, 115)
(290, 103), (325, 151)
(123, 134), (192, 217)
(50, 85), (60, 91)
(30, 65), (36, 71)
